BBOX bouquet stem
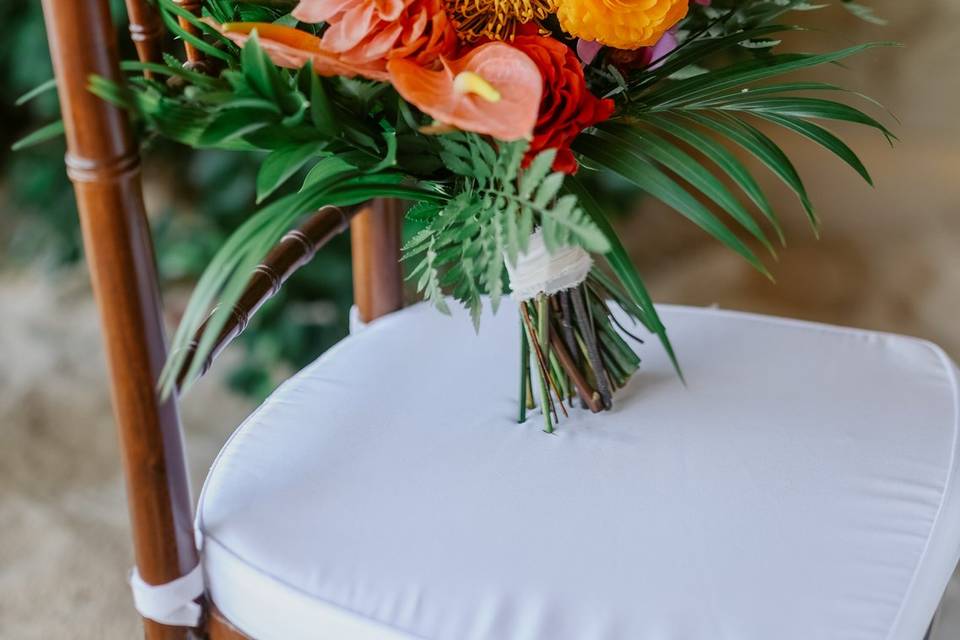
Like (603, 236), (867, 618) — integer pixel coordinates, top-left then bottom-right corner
(517, 273), (643, 432)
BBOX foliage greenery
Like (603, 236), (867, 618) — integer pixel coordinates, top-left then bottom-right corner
(2, 2), (358, 397)
(14, 0), (894, 402)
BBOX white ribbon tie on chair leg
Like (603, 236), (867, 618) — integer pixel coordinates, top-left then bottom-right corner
(129, 563), (205, 627)
(505, 229), (593, 301)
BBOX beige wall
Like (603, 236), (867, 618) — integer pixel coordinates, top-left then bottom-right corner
(626, 2), (960, 356)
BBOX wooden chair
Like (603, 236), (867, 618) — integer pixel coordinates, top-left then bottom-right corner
(43, 2), (960, 639)
(43, 1), (401, 637)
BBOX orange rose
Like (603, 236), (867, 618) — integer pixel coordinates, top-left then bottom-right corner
(512, 35), (614, 173)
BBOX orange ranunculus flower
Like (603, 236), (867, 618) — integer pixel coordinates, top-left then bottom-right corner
(220, 0), (459, 81)
(512, 34), (614, 173)
(556, 0), (688, 50)
(387, 42), (543, 141)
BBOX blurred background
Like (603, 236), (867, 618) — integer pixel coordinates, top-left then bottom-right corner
(1, 2), (957, 637)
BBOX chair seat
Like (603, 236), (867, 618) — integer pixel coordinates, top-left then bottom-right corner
(197, 301), (960, 640)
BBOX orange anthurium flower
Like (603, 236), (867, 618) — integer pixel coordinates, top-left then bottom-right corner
(387, 42), (542, 141)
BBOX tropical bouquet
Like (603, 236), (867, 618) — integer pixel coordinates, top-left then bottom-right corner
(24, 0), (893, 431)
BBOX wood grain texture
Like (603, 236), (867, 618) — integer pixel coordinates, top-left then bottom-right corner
(41, 1), (197, 638)
(45, 2), (408, 636)
(124, 0), (165, 72)
(351, 198), (405, 322)
(176, 205), (361, 390)
(207, 604), (253, 640)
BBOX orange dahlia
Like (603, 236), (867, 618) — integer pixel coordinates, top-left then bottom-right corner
(219, 0), (459, 82)
(556, 0), (688, 50)
(297, 0), (460, 74)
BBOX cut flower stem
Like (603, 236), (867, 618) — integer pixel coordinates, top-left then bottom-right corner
(516, 273), (644, 432)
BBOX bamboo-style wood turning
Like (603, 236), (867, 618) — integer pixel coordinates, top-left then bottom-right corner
(124, 0), (165, 71)
(175, 204), (363, 390)
(41, 1), (196, 639)
(42, 0), (407, 635)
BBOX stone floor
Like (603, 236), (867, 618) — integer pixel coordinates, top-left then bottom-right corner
(1, 2), (958, 638)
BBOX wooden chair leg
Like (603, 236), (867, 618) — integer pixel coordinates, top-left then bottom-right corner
(41, 1), (198, 638)
(350, 198), (405, 323)
(206, 603), (252, 640)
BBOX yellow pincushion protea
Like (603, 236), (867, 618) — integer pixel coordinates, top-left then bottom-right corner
(447, 0), (557, 42)
(556, 0), (688, 50)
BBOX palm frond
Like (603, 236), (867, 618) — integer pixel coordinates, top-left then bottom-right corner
(638, 113), (784, 243)
(573, 132), (773, 278)
(162, 164), (446, 395)
(581, 29), (895, 281)
(565, 176), (682, 381)
(599, 122), (776, 255)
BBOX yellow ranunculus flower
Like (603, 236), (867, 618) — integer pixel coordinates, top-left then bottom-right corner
(556, 0), (689, 50)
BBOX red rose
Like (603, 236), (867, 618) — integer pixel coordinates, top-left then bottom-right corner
(512, 35), (615, 174)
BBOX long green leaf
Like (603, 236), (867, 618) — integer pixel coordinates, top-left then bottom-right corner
(166, 178), (446, 393)
(161, 194), (302, 394)
(157, 0), (235, 64)
(601, 122), (775, 255)
(163, 163), (363, 392)
(15, 78), (57, 106)
(120, 61), (223, 89)
(158, 0), (239, 50)
(241, 33), (285, 104)
(565, 175), (682, 381)
(198, 107), (272, 146)
(256, 142), (327, 203)
(646, 42), (896, 108)
(677, 111), (817, 230)
(307, 70), (338, 138)
(687, 81), (848, 107)
(576, 132), (772, 278)
(11, 120), (65, 151)
(631, 25), (801, 92)
(715, 96), (895, 142)
(639, 112), (784, 244)
(753, 112), (872, 184)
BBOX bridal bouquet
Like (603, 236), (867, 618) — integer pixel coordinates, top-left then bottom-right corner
(48, 0), (891, 430)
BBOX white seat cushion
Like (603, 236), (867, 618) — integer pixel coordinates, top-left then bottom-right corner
(197, 301), (960, 640)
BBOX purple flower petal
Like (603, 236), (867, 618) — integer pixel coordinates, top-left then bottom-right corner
(576, 39), (603, 65)
(649, 31), (679, 70)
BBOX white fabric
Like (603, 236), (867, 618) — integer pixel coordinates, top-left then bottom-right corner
(197, 301), (960, 640)
(129, 563), (204, 627)
(505, 230), (592, 300)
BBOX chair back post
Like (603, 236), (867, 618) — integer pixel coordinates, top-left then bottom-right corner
(351, 198), (405, 322)
(41, 2), (197, 638)
(173, 0), (207, 64)
(124, 0), (165, 70)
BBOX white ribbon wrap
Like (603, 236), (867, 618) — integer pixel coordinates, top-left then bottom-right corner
(129, 563), (204, 627)
(506, 230), (592, 301)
